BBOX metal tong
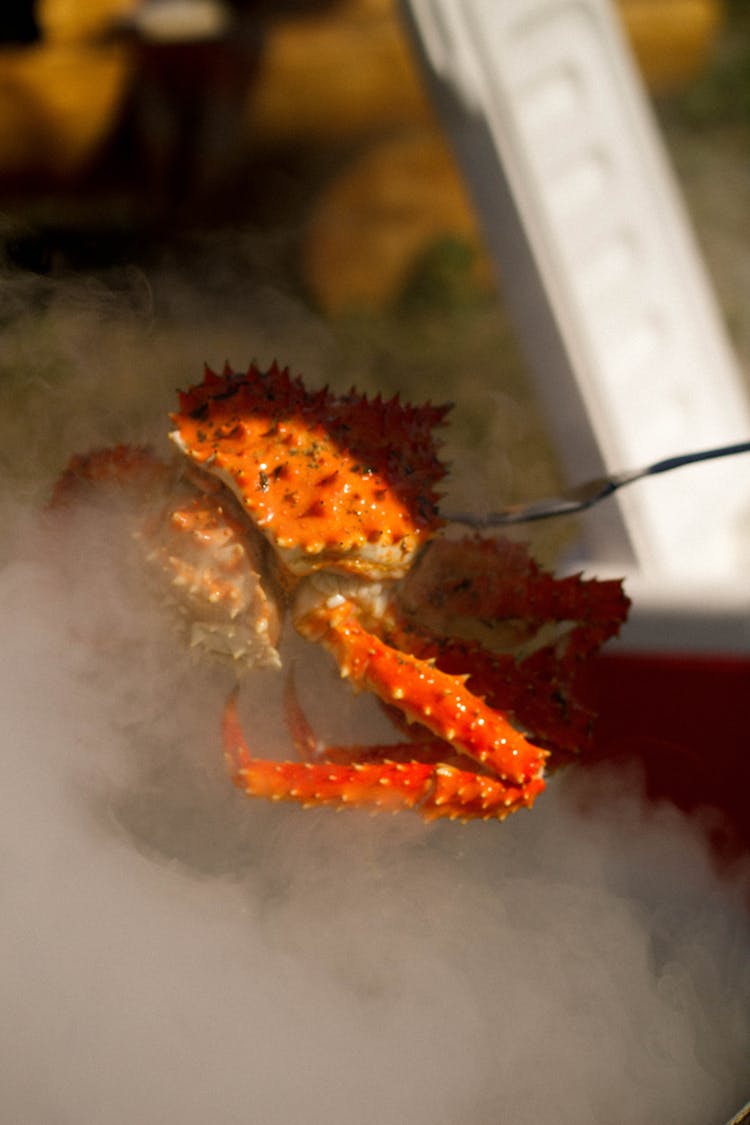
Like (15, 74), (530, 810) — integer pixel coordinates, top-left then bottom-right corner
(450, 440), (750, 527)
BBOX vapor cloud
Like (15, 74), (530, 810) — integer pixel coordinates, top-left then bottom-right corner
(0, 264), (747, 1125)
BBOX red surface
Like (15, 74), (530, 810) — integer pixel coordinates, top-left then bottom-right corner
(584, 651), (750, 856)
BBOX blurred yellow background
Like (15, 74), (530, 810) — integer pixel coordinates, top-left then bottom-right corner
(0, 0), (725, 181)
(0, 0), (735, 315)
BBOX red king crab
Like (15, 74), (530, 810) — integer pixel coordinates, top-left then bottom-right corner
(54, 363), (629, 821)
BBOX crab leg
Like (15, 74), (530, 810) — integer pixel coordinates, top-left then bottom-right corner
(380, 622), (594, 758)
(222, 691), (544, 820)
(390, 535), (630, 759)
(400, 536), (629, 639)
(296, 599), (548, 788)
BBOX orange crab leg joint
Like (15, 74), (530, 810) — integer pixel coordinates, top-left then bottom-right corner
(296, 601), (548, 787)
(222, 692), (545, 821)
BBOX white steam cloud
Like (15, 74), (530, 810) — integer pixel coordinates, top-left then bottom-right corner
(0, 265), (748, 1125)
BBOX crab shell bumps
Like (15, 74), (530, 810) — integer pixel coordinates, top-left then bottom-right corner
(169, 362), (449, 581)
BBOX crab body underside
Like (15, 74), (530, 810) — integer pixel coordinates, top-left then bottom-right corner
(55, 363), (629, 822)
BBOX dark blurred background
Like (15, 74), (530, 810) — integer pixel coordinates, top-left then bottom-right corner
(1, 0), (747, 314)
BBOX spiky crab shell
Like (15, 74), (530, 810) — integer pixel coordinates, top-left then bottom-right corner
(170, 363), (449, 578)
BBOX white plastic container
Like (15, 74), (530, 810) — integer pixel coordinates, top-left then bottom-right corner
(401, 0), (750, 648)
